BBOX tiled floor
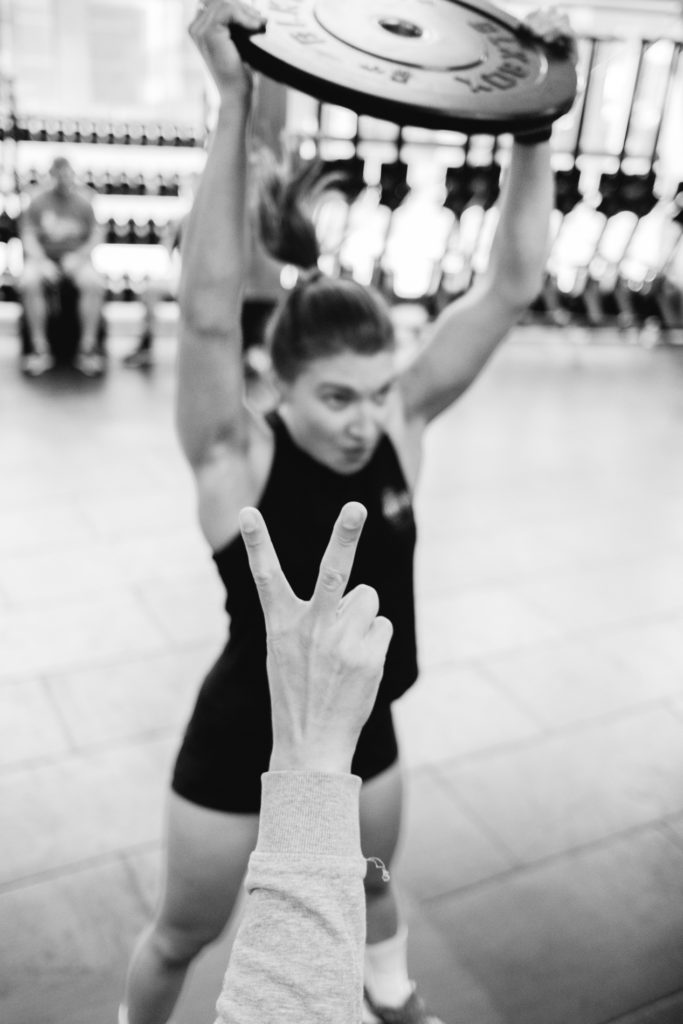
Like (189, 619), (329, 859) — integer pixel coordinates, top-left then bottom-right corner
(2, 319), (683, 1024)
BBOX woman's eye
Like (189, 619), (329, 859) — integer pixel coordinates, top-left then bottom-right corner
(373, 390), (390, 405)
(323, 393), (348, 409)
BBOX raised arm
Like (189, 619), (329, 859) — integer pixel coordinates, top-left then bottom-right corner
(400, 11), (576, 425)
(176, 1), (266, 469)
(400, 138), (553, 424)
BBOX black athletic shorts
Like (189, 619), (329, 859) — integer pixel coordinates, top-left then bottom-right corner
(171, 648), (400, 814)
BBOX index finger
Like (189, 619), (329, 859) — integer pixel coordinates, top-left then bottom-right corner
(310, 502), (367, 617)
(239, 507), (293, 621)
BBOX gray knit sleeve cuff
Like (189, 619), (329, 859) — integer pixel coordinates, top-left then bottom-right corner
(256, 772), (362, 858)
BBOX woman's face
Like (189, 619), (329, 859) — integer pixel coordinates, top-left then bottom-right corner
(277, 348), (398, 475)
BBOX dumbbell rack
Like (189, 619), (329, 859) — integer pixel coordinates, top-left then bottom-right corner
(2, 27), (683, 344)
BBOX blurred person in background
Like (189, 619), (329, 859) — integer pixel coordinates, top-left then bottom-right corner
(19, 155), (106, 377)
(122, 214), (186, 369)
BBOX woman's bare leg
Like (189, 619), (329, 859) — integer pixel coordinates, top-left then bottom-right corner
(360, 761), (403, 944)
(124, 792), (259, 1024)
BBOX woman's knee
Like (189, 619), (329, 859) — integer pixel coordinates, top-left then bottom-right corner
(155, 792), (259, 965)
(148, 911), (226, 969)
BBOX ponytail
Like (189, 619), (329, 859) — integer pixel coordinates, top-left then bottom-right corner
(252, 145), (321, 270)
(254, 145), (395, 383)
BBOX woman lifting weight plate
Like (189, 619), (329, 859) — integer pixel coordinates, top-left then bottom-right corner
(121, 3), (576, 1023)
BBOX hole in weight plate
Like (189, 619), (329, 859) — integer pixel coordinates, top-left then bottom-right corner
(378, 17), (423, 39)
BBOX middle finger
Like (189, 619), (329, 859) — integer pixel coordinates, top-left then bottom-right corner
(310, 502), (367, 618)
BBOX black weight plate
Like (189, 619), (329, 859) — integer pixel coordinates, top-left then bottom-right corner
(232, 0), (577, 135)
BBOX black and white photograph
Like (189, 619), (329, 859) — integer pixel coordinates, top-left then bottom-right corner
(1, 1), (683, 1023)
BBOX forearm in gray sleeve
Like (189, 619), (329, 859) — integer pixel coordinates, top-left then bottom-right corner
(215, 771), (367, 1024)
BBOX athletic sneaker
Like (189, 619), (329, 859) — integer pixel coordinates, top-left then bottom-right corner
(364, 985), (446, 1024)
(73, 352), (106, 377)
(21, 351), (54, 377)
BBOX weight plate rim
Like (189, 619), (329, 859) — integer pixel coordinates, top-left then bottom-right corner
(234, 30), (576, 134)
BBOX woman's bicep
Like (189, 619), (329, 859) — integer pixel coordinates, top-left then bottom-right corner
(175, 323), (248, 468)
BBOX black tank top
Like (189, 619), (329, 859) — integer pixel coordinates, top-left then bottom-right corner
(212, 411), (418, 703)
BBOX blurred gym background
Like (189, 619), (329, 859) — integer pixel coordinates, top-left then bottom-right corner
(1, 0), (682, 345)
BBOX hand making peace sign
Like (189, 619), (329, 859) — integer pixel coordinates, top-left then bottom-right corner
(239, 501), (393, 774)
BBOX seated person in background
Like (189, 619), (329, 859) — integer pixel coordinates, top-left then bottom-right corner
(215, 499), (392, 1024)
(19, 155), (106, 377)
(122, 215), (185, 369)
